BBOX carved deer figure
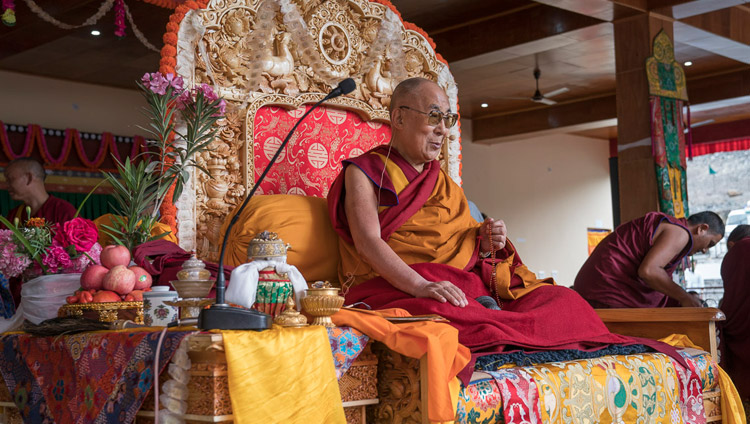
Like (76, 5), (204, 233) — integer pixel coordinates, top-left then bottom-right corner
(260, 32), (294, 77)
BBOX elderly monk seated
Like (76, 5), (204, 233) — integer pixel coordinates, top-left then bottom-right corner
(3, 157), (76, 225)
(720, 224), (750, 404)
(328, 77), (643, 371)
(574, 211), (724, 308)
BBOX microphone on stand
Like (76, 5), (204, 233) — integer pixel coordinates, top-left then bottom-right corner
(198, 78), (357, 330)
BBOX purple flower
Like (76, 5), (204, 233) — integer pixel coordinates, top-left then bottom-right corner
(216, 99), (227, 116)
(197, 83), (219, 102)
(175, 89), (192, 110)
(165, 73), (184, 91)
(141, 72), (169, 95)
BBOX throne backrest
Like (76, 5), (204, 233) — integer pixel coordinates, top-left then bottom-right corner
(172, 0), (462, 260)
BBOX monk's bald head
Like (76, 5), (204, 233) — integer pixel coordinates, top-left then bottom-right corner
(389, 77), (439, 113)
(5, 157), (46, 181)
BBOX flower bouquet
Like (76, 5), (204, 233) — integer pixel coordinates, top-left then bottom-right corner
(100, 72), (225, 252)
(0, 212), (102, 326)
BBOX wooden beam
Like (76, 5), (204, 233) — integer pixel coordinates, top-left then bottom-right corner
(431, 4), (605, 63)
(471, 67), (750, 143)
(531, 0), (642, 21)
(472, 95), (617, 142)
(679, 6), (750, 45)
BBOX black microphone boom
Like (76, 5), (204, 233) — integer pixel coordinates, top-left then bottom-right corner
(198, 78), (357, 331)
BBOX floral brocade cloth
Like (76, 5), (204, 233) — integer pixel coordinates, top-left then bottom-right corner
(0, 330), (192, 424)
(456, 348), (718, 424)
(327, 326), (369, 379)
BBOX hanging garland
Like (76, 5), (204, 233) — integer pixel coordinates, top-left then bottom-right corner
(30, 124), (72, 166)
(114, 0), (126, 38)
(20, 0), (159, 52)
(1, 0), (15, 26)
(21, 0), (116, 29)
(0, 121), (147, 171)
(70, 129), (108, 168)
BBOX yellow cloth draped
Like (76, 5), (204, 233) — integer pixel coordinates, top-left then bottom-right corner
(93, 213), (177, 246)
(338, 168), (480, 286)
(660, 334), (746, 424)
(332, 307), (471, 423)
(219, 326), (346, 424)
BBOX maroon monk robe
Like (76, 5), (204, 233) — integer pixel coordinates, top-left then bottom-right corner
(6, 195), (76, 225)
(329, 147), (688, 383)
(720, 237), (750, 401)
(574, 212), (692, 308)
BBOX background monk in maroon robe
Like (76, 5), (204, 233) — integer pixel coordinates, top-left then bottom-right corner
(574, 211), (723, 308)
(720, 224), (750, 402)
(3, 157), (76, 225)
(329, 78), (657, 380)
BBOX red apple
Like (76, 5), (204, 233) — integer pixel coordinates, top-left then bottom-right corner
(128, 266), (152, 290)
(100, 245), (131, 269)
(80, 264), (109, 291)
(102, 265), (136, 295)
(92, 290), (121, 303)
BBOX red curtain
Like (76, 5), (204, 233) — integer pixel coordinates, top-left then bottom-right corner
(689, 137), (750, 157)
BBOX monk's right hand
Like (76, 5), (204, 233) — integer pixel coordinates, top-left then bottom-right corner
(414, 280), (468, 307)
(680, 292), (704, 307)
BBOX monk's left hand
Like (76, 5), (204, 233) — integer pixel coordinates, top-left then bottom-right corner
(480, 217), (507, 254)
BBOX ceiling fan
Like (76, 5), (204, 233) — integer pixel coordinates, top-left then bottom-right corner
(498, 67), (570, 105)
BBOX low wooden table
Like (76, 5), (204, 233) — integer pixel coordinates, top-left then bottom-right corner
(595, 307), (725, 358)
(133, 332), (378, 424)
(0, 331), (378, 424)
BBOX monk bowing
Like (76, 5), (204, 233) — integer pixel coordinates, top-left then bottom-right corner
(574, 211), (723, 308)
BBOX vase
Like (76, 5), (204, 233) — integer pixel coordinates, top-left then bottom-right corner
(143, 286), (179, 326)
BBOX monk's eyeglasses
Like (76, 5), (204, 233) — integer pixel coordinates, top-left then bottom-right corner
(399, 106), (458, 128)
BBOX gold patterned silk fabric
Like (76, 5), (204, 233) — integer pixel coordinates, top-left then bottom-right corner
(220, 326), (345, 424)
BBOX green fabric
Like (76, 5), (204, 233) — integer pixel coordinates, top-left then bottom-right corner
(0, 190), (117, 220)
(660, 97), (681, 168)
(657, 63), (677, 91)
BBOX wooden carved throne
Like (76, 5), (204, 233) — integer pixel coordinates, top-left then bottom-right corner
(170, 0), (463, 260)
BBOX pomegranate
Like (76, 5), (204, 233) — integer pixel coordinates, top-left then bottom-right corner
(92, 290), (121, 303)
(80, 264), (109, 290)
(102, 265), (136, 295)
(100, 245), (131, 269)
(128, 266), (152, 290)
(78, 291), (94, 304)
(130, 290), (145, 301)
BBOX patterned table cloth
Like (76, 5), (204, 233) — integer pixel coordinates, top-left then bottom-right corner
(0, 326), (368, 424)
(456, 348), (718, 424)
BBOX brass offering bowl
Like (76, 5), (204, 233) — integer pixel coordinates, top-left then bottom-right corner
(300, 287), (344, 328)
(170, 280), (215, 299)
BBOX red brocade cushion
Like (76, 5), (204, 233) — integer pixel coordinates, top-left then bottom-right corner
(252, 104), (391, 198)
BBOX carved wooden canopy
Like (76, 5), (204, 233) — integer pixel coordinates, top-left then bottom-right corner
(172, 0), (461, 259)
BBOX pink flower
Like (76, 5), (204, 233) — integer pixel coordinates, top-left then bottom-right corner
(66, 242), (102, 273)
(141, 72), (169, 95)
(216, 99), (227, 116)
(41, 241), (72, 274)
(197, 83), (219, 102)
(0, 230), (31, 278)
(54, 217), (99, 253)
(165, 73), (184, 91)
(175, 89), (192, 110)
